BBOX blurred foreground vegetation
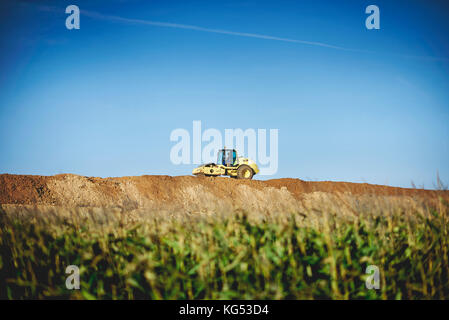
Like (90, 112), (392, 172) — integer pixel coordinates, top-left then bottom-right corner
(1, 201), (448, 300)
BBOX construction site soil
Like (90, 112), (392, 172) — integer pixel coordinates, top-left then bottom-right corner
(1, 174), (448, 218)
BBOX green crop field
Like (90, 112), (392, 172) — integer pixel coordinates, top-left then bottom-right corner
(1, 201), (448, 300)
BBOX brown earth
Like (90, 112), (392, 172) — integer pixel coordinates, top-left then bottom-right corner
(1, 174), (448, 218)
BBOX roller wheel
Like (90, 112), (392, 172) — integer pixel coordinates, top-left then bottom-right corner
(237, 165), (254, 180)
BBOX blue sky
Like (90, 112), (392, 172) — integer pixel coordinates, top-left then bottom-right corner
(1, 0), (448, 188)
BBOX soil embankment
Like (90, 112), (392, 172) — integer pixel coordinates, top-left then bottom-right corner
(1, 174), (447, 217)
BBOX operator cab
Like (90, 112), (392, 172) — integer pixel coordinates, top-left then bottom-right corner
(217, 149), (237, 167)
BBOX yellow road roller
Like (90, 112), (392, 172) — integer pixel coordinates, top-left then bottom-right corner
(192, 148), (259, 180)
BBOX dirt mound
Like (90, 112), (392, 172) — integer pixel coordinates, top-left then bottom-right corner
(1, 174), (447, 217)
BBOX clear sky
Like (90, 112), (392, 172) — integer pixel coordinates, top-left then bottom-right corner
(1, 0), (448, 188)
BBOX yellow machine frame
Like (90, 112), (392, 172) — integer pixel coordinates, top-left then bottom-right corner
(192, 149), (259, 179)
